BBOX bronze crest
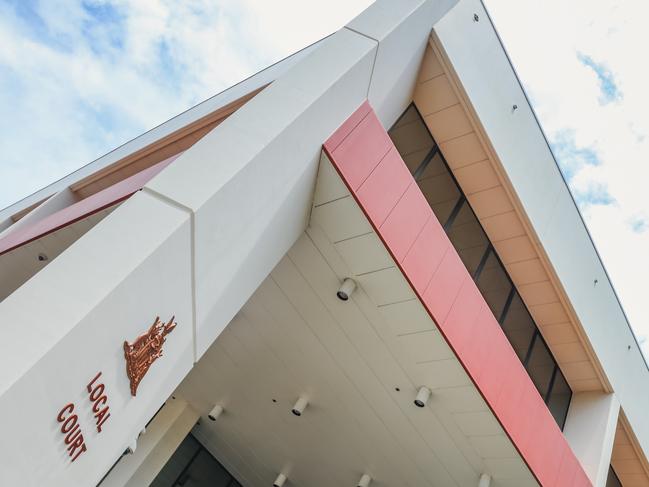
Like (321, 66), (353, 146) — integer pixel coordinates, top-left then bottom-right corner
(123, 316), (177, 396)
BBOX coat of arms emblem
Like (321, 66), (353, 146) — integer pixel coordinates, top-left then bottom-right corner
(123, 316), (177, 396)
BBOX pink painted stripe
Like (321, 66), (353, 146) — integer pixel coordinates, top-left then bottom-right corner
(323, 102), (590, 487)
(0, 154), (181, 256)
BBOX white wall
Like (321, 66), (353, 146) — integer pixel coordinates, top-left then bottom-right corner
(0, 191), (194, 486)
(564, 393), (619, 486)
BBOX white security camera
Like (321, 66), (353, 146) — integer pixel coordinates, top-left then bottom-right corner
(358, 474), (372, 487)
(273, 473), (287, 487)
(125, 439), (137, 455)
(414, 386), (431, 408)
(208, 404), (223, 421)
(337, 278), (357, 301)
(291, 396), (309, 417)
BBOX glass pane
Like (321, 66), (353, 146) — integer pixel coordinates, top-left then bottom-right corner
(181, 450), (232, 487)
(150, 433), (238, 487)
(547, 371), (572, 429)
(526, 337), (555, 399)
(150, 434), (201, 487)
(475, 251), (512, 317)
(389, 105), (435, 174)
(415, 151), (447, 181)
(446, 203), (490, 276)
(606, 466), (622, 487)
(500, 293), (536, 362)
(417, 165), (461, 221)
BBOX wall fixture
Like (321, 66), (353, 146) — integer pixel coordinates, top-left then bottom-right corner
(357, 474), (372, 487)
(208, 404), (223, 421)
(414, 386), (431, 408)
(273, 473), (287, 487)
(337, 278), (357, 301)
(125, 439), (137, 455)
(292, 396), (309, 416)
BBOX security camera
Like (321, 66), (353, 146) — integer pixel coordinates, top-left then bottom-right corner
(337, 278), (357, 301)
(414, 386), (431, 408)
(125, 439), (137, 455)
(291, 396), (308, 417)
(273, 473), (287, 487)
(358, 474), (372, 487)
(208, 404), (223, 421)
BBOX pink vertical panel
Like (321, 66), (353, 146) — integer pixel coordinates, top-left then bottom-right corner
(323, 102), (591, 487)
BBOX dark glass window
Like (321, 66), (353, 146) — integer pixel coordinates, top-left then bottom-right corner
(474, 249), (512, 318)
(150, 433), (241, 487)
(389, 104), (572, 429)
(524, 332), (556, 399)
(606, 465), (622, 487)
(500, 293), (536, 362)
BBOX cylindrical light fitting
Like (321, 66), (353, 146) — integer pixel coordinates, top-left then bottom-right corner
(273, 473), (287, 487)
(414, 386), (431, 408)
(478, 473), (491, 487)
(357, 474), (372, 487)
(291, 396), (309, 416)
(208, 404), (223, 421)
(337, 278), (357, 301)
(126, 439), (137, 455)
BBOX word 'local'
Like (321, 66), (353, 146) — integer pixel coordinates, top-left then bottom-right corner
(87, 372), (111, 432)
(56, 372), (112, 463)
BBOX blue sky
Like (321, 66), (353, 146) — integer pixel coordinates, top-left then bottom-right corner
(0, 0), (372, 210)
(0, 0), (647, 357)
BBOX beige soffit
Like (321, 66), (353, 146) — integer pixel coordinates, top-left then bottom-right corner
(411, 37), (607, 395)
(612, 413), (649, 486)
(69, 87), (264, 200)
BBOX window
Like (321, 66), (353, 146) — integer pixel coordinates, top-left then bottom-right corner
(389, 104), (573, 429)
(150, 433), (241, 487)
(606, 465), (622, 487)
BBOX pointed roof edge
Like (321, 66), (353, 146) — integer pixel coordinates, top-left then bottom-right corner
(0, 34), (331, 220)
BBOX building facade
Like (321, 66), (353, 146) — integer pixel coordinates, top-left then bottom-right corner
(0, 1), (647, 486)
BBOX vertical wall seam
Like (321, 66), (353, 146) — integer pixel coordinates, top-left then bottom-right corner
(141, 187), (198, 364)
(343, 26), (379, 100)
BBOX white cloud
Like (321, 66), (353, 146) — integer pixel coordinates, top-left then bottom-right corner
(0, 0), (372, 209)
(485, 0), (649, 357)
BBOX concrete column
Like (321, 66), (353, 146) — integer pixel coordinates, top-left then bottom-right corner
(563, 392), (620, 486)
